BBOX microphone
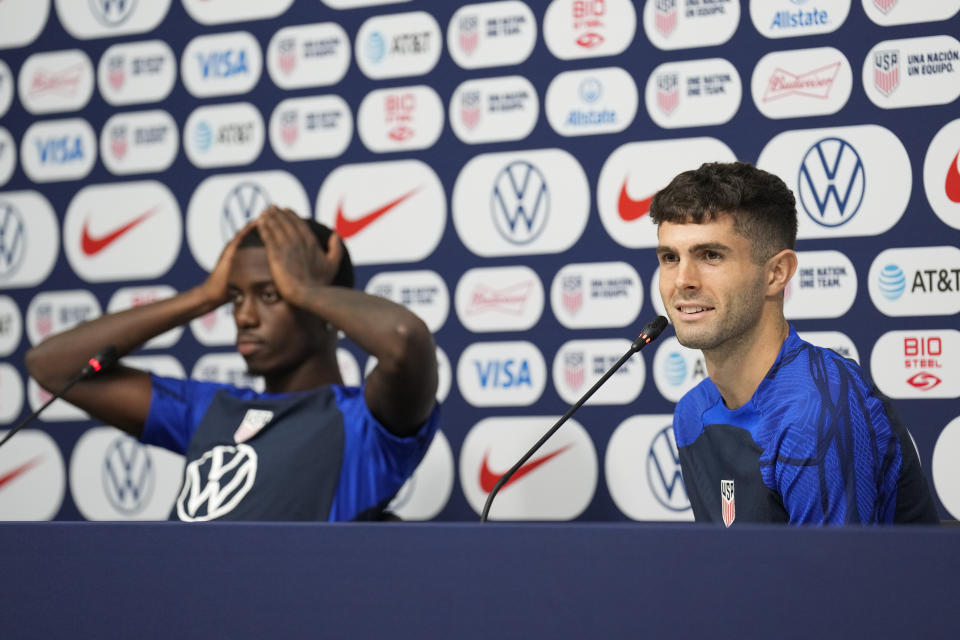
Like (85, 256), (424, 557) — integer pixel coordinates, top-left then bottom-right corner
(0, 346), (119, 450)
(480, 316), (669, 522)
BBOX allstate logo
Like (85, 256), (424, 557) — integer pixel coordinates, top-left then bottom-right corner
(102, 435), (154, 515)
(797, 137), (866, 227)
(646, 425), (689, 512)
(878, 264), (906, 300)
(664, 352), (687, 386)
(579, 77), (602, 103)
(366, 32), (387, 64)
(490, 161), (549, 245)
(221, 181), (270, 241)
(193, 121), (213, 152)
(90, 0), (138, 26)
(0, 201), (26, 280)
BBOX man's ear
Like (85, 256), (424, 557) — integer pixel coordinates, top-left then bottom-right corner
(766, 249), (798, 296)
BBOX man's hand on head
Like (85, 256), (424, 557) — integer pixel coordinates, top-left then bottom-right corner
(256, 206), (342, 307)
(200, 218), (257, 307)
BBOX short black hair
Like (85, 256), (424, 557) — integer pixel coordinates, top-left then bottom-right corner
(650, 161), (798, 263)
(238, 219), (355, 289)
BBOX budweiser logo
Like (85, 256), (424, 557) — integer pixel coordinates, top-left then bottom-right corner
(29, 64), (84, 97)
(467, 282), (532, 315)
(763, 62), (841, 102)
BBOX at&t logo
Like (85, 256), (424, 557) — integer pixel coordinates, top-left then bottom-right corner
(877, 264), (906, 300)
(491, 161), (549, 244)
(102, 435), (153, 514)
(797, 137), (865, 227)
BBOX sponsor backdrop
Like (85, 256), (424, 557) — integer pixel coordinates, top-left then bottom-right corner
(0, 0), (957, 522)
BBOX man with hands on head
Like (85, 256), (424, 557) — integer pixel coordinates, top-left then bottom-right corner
(26, 206), (440, 522)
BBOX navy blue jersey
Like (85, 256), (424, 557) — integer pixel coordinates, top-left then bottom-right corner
(673, 327), (938, 525)
(141, 375), (439, 522)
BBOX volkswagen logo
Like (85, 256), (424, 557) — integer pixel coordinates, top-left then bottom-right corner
(797, 137), (866, 228)
(646, 425), (689, 512)
(221, 181), (270, 241)
(102, 435), (154, 515)
(90, 0), (138, 26)
(490, 161), (549, 245)
(0, 201), (26, 280)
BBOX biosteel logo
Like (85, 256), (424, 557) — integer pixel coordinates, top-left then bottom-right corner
(543, 0), (637, 60)
(357, 85), (444, 153)
(870, 330), (960, 399)
(751, 47), (852, 119)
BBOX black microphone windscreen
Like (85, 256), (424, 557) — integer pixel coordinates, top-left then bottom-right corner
(93, 345), (119, 370)
(642, 316), (668, 341)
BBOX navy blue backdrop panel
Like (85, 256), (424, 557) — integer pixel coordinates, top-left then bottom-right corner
(1, 522), (958, 638)
(0, 0), (958, 522)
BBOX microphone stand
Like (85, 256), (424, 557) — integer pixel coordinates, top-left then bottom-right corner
(0, 346), (119, 450)
(480, 317), (668, 522)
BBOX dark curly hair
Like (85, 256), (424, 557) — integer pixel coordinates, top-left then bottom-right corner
(650, 161), (798, 264)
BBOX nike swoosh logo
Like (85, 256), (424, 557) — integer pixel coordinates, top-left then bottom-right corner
(81, 206), (159, 256)
(618, 179), (655, 221)
(0, 456), (43, 491)
(479, 444), (573, 494)
(335, 187), (420, 239)
(946, 151), (960, 204)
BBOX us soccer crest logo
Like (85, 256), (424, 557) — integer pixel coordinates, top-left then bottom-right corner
(873, 49), (900, 96)
(721, 479), (735, 527)
(657, 73), (679, 114)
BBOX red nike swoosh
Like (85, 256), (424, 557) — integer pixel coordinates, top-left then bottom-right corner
(479, 444), (573, 494)
(618, 179), (655, 221)
(0, 456), (43, 491)
(81, 206), (159, 256)
(946, 151), (960, 204)
(335, 187), (420, 239)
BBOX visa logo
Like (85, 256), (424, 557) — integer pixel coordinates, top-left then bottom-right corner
(197, 50), (249, 78)
(35, 136), (85, 164)
(474, 359), (533, 388)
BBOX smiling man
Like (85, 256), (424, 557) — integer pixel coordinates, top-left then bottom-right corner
(27, 206), (439, 521)
(651, 162), (938, 526)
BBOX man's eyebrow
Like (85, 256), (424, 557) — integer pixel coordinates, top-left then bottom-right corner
(689, 242), (733, 253)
